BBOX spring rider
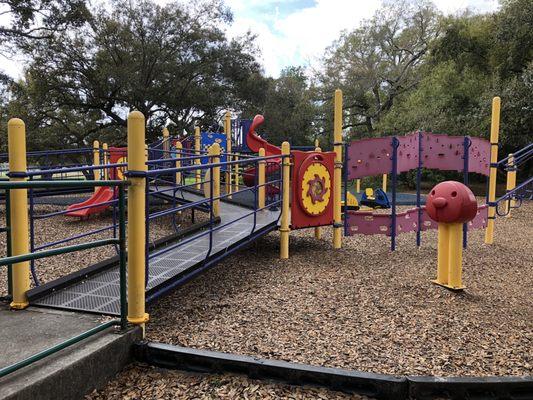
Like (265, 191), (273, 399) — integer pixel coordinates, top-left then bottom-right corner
(426, 181), (477, 291)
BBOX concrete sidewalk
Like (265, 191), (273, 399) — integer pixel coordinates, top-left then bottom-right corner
(0, 304), (140, 400)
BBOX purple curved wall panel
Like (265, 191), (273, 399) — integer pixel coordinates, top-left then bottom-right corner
(468, 137), (491, 176)
(346, 205), (488, 237)
(347, 137), (393, 179)
(347, 132), (490, 177)
(420, 133), (464, 172)
(396, 132), (419, 173)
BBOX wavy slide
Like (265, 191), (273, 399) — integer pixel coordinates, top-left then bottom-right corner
(65, 186), (114, 218)
(243, 115), (281, 194)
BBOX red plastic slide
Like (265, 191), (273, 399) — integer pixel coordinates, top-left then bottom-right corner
(65, 186), (114, 218)
(243, 115), (281, 194)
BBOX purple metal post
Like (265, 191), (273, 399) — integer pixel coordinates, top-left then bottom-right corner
(391, 137), (399, 251)
(416, 131), (422, 247)
(463, 136), (471, 248)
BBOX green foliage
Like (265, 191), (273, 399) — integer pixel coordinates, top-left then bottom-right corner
(318, 1), (442, 137)
(247, 67), (317, 146)
(5, 0), (266, 147)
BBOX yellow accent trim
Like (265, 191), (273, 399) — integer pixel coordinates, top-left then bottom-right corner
(102, 143), (109, 180)
(127, 111), (147, 326)
(225, 112), (232, 198)
(93, 140), (100, 193)
(195, 126), (201, 190)
(505, 153), (516, 217)
(258, 148), (266, 210)
(8, 118), (30, 310)
(333, 89), (343, 249)
(175, 141), (182, 185)
(300, 162), (331, 215)
(485, 97), (500, 244)
(382, 173), (387, 193)
(280, 142), (291, 259)
(314, 146), (322, 239)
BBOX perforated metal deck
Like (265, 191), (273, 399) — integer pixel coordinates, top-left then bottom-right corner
(32, 192), (280, 315)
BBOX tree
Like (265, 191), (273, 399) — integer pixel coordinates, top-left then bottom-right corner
(318, 1), (441, 137)
(8, 0), (266, 147)
(247, 67), (317, 147)
(0, 0), (89, 45)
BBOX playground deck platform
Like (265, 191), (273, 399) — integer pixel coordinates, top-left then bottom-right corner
(29, 191), (280, 315)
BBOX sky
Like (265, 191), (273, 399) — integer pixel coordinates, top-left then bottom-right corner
(0, 0), (500, 79)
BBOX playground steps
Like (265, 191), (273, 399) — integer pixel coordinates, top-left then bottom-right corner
(30, 192), (280, 315)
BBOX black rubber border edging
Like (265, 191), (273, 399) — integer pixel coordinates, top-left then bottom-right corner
(133, 342), (533, 400)
(27, 217), (220, 303)
(133, 342), (407, 399)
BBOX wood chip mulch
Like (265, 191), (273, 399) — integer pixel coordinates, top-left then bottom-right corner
(144, 203), (532, 378)
(86, 363), (368, 400)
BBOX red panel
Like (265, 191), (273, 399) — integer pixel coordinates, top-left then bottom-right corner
(109, 147), (127, 180)
(290, 151), (335, 229)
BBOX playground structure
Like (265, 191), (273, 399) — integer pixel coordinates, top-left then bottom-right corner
(0, 92), (532, 398)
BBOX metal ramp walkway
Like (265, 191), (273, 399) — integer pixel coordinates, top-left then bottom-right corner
(30, 192), (280, 315)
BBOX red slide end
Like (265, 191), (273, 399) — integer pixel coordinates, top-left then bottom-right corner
(66, 186), (114, 218)
(246, 114), (281, 156)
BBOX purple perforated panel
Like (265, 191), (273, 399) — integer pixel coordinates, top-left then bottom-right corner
(468, 137), (491, 176)
(396, 133), (420, 174)
(347, 137), (393, 179)
(420, 133), (464, 172)
(346, 205), (488, 237)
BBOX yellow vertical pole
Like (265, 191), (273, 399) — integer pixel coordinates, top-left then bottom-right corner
(333, 89), (343, 249)
(280, 142), (291, 259)
(93, 140), (100, 193)
(225, 112), (232, 198)
(102, 143), (109, 180)
(8, 118), (30, 309)
(258, 148), (266, 209)
(485, 96), (500, 244)
(435, 223), (450, 286)
(382, 174), (387, 193)
(209, 143), (221, 217)
(314, 146), (322, 240)
(163, 127), (170, 156)
(175, 141), (182, 185)
(505, 153), (516, 217)
(356, 179), (361, 193)
(314, 138), (319, 148)
(195, 126), (201, 190)
(127, 111), (149, 326)
(448, 222), (464, 289)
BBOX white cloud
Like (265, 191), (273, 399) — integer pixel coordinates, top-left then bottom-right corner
(0, 0), (501, 79)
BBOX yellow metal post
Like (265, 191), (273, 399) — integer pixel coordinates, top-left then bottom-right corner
(127, 111), (149, 326)
(356, 179), (361, 193)
(314, 138), (319, 148)
(163, 127), (170, 155)
(102, 143), (109, 180)
(280, 142), (291, 259)
(210, 143), (221, 218)
(225, 112), (232, 198)
(93, 140), (100, 193)
(195, 126), (201, 190)
(505, 153), (516, 217)
(314, 146), (322, 240)
(258, 148), (266, 209)
(485, 97), (500, 244)
(435, 223), (450, 286)
(382, 174), (387, 193)
(175, 141), (182, 185)
(333, 89), (343, 249)
(8, 118), (30, 309)
(448, 222), (464, 289)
